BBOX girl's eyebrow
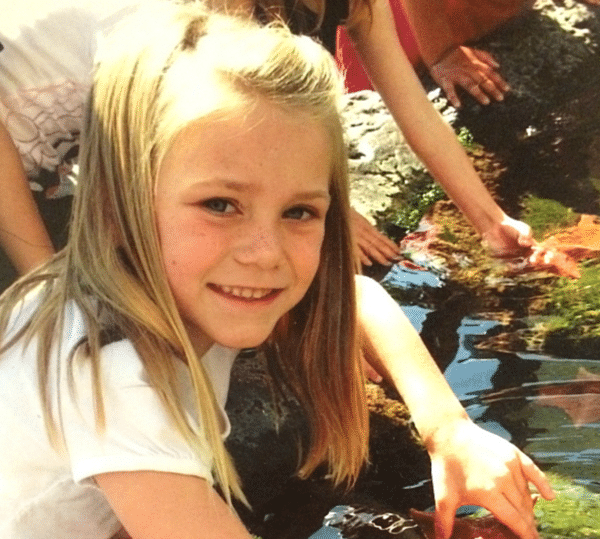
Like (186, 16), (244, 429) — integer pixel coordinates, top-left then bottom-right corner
(188, 179), (331, 201)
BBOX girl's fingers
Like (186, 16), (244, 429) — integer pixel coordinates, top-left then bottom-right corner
(358, 248), (372, 266)
(434, 493), (459, 539)
(358, 238), (394, 265)
(485, 68), (511, 94)
(438, 78), (461, 108)
(519, 453), (556, 501)
(484, 492), (539, 539)
(470, 47), (500, 68)
(351, 209), (401, 265)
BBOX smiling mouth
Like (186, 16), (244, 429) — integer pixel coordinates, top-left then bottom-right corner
(210, 284), (282, 300)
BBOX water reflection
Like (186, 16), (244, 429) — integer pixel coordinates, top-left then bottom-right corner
(310, 263), (600, 537)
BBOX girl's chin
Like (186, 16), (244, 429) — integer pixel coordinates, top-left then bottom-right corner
(185, 321), (275, 354)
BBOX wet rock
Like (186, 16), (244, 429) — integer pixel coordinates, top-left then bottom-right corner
(314, 505), (521, 539)
(409, 508), (520, 539)
(226, 351), (432, 539)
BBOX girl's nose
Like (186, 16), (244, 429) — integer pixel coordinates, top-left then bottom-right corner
(234, 226), (284, 269)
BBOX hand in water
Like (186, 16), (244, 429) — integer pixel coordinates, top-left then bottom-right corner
(480, 215), (534, 259)
(427, 420), (555, 539)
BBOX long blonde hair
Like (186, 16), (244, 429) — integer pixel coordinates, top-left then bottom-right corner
(0, 0), (368, 503)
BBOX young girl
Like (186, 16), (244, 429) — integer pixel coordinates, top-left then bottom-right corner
(0, 3), (552, 538)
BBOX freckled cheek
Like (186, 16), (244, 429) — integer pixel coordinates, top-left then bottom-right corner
(158, 215), (215, 277)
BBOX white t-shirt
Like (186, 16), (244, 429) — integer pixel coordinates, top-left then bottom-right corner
(0, 287), (238, 539)
(0, 0), (141, 194)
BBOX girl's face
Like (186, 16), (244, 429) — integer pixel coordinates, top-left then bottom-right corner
(155, 99), (332, 356)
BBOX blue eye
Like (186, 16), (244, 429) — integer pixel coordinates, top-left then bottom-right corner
(284, 206), (316, 221)
(203, 198), (235, 214)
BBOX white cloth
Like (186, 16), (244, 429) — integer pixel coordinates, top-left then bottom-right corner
(0, 287), (238, 539)
(0, 0), (141, 193)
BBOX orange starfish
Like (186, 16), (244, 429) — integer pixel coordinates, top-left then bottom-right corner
(503, 213), (600, 279)
(542, 214), (600, 262)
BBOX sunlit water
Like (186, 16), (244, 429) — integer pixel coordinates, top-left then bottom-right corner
(309, 264), (600, 538)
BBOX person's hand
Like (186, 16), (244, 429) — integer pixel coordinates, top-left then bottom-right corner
(426, 419), (555, 539)
(480, 214), (535, 259)
(351, 208), (401, 266)
(429, 46), (510, 108)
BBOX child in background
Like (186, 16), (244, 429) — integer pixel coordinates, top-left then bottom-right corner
(0, 0), (142, 289)
(0, 3), (553, 538)
(341, 0), (599, 107)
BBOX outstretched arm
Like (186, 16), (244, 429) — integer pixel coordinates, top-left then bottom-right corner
(0, 121), (54, 274)
(346, 0), (532, 257)
(356, 275), (554, 539)
(399, 0), (510, 107)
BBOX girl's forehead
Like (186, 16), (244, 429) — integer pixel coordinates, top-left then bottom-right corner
(166, 94), (333, 154)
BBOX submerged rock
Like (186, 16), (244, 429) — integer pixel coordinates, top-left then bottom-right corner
(313, 505), (521, 539)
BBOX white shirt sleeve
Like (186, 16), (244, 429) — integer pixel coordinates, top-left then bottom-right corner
(58, 339), (220, 485)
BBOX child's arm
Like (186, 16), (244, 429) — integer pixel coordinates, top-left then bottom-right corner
(399, 0), (509, 108)
(0, 120), (54, 274)
(96, 470), (253, 539)
(356, 276), (555, 539)
(346, 0), (531, 258)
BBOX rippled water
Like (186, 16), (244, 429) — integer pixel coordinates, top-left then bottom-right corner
(309, 264), (600, 538)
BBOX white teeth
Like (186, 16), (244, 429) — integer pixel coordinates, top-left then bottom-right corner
(217, 285), (273, 299)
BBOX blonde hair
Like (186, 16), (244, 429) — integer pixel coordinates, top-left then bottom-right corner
(0, 0), (368, 504)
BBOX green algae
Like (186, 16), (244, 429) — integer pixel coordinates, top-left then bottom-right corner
(546, 262), (600, 337)
(521, 196), (580, 239)
(386, 177), (446, 233)
(379, 128), (478, 234)
(535, 473), (600, 539)
(470, 473), (600, 539)
(457, 126), (478, 151)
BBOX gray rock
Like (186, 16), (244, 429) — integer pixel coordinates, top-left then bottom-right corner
(341, 91), (429, 225)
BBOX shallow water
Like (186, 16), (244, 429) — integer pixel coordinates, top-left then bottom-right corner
(309, 264), (600, 538)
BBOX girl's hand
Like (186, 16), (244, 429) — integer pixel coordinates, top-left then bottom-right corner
(351, 208), (401, 266)
(480, 214), (535, 259)
(426, 419), (555, 539)
(429, 46), (510, 109)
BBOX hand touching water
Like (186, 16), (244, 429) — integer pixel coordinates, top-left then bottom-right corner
(426, 419), (555, 539)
